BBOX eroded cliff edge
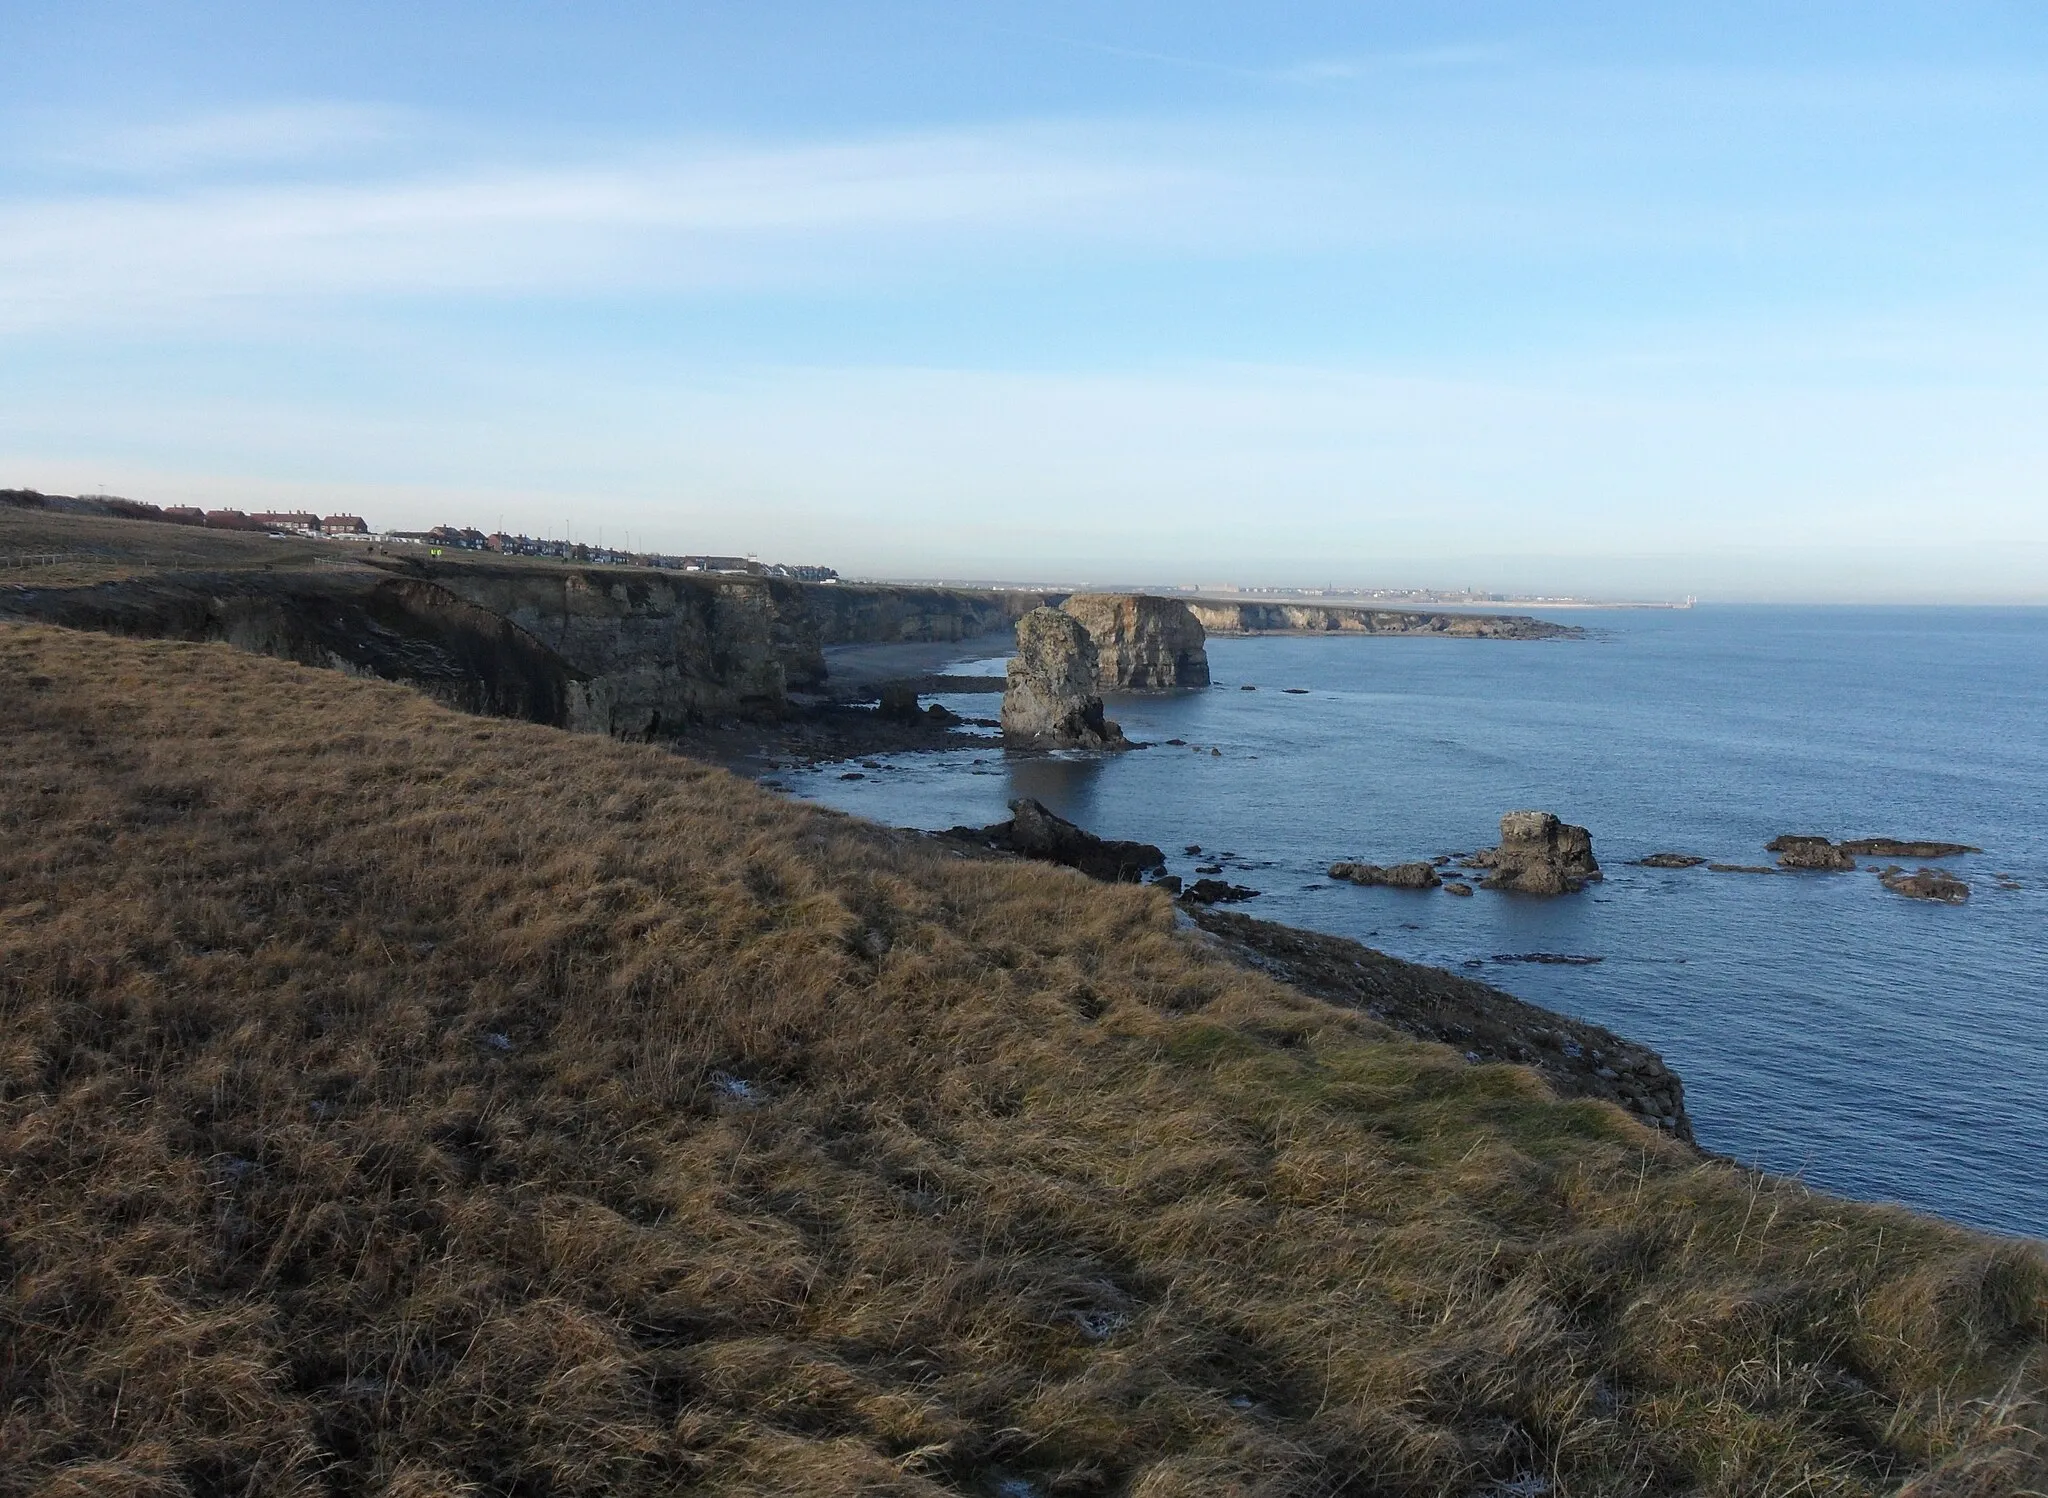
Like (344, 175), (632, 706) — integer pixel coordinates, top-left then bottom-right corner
(0, 552), (1055, 737)
(1189, 599), (1579, 639)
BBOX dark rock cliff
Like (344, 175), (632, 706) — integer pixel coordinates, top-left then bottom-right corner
(2, 559), (1061, 740)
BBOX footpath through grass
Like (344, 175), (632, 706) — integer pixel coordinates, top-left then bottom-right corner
(1, 623), (2042, 1497)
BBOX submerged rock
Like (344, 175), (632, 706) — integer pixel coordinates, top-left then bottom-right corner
(1328, 860), (1442, 890)
(1059, 593), (1210, 690)
(1708, 863), (1778, 875)
(1478, 811), (1601, 896)
(1770, 835), (1857, 872)
(1632, 852), (1707, 869)
(1000, 608), (1126, 749)
(1180, 878), (1260, 904)
(1879, 865), (1970, 903)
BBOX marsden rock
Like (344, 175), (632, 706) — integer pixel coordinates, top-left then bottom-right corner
(1059, 593), (1211, 690)
(1480, 811), (1601, 896)
(1001, 608), (1126, 749)
(1328, 860), (1442, 890)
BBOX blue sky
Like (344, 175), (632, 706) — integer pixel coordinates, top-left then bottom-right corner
(3, 2), (2046, 598)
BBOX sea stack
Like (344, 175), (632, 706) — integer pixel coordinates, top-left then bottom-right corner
(1059, 593), (1211, 689)
(1001, 607), (1127, 749)
(1477, 811), (1602, 895)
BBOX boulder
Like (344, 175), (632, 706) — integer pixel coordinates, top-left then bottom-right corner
(1059, 593), (1210, 689)
(1328, 860), (1442, 890)
(1767, 835), (1857, 871)
(1878, 866), (1970, 903)
(952, 798), (1164, 883)
(1001, 608), (1126, 749)
(1479, 811), (1601, 895)
(876, 681), (921, 721)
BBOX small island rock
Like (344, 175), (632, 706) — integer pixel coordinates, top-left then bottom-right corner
(1476, 811), (1601, 896)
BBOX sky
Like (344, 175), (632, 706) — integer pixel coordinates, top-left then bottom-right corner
(3, 3), (2046, 599)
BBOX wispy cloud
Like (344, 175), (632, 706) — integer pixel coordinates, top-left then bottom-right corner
(1269, 44), (1512, 83)
(44, 102), (417, 175)
(0, 126), (1201, 330)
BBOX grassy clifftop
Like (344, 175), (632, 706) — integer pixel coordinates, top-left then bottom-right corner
(1, 622), (2042, 1498)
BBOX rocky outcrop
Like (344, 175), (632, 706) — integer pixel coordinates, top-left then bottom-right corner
(1186, 600), (1579, 640)
(1058, 593), (1210, 689)
(1633, 853), (1707, 869)
(1879, 866), (1970, 903)
(1473, 811), (1601, 895)
(1184, 907), (1693, 1140)
(1328, 860), (1442, 890)
(803, 583), (1053, 647)
(1768, 835), (1858, 872)
(1839, 837), (1980, 858)
(421, 564), (800, 736)
(1001, 608), (1126, 749)
(0, 570), (584, 725)
(947, 799), (1165, 883)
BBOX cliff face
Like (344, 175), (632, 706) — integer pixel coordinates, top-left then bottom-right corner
(0, 571), (585, 725)
(1188, 601), (1578, 640)
(1, 559), (1069, 740)
(1060, 593), (1210, 689)
(420, 566), (810, 737)
(801, 583), (1050, 647)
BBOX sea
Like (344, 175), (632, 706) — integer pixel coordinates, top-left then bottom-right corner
(783, 607), (2048, 1241)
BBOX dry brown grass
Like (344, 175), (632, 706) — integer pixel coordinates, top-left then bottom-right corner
(0, 507), (333, 584)
(1, 621), (2042, 1498)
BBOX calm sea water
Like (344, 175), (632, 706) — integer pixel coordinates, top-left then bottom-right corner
(787, 608), (2048, 1240)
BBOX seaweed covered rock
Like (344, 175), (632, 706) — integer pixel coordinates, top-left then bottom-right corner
(1328, 860), (1442, 890)
(1768, 835), (1858, 871)
(1879, 866), (1970, 903)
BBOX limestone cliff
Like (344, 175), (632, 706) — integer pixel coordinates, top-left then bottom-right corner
(803, 583), (1051, 647)
(1001, 607), (1125, 749)
(1188, 600), (1578, 640)
(0, 570), (583, 725)
(418, 565), (803, 737)
(1059, 593), (1210, 689)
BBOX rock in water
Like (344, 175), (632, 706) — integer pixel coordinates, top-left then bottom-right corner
(1059, 593), (1211, 689)
(1767, 835), (1857, 871)
(1633, 852), (1707, 869)
(1328, 860), (1442, 890)
(1879, 865), (1970, 903)
(1001, 608), (1127, 749)
(1838, 837), (1981, 858)
(1480, 811), (1601, 895)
